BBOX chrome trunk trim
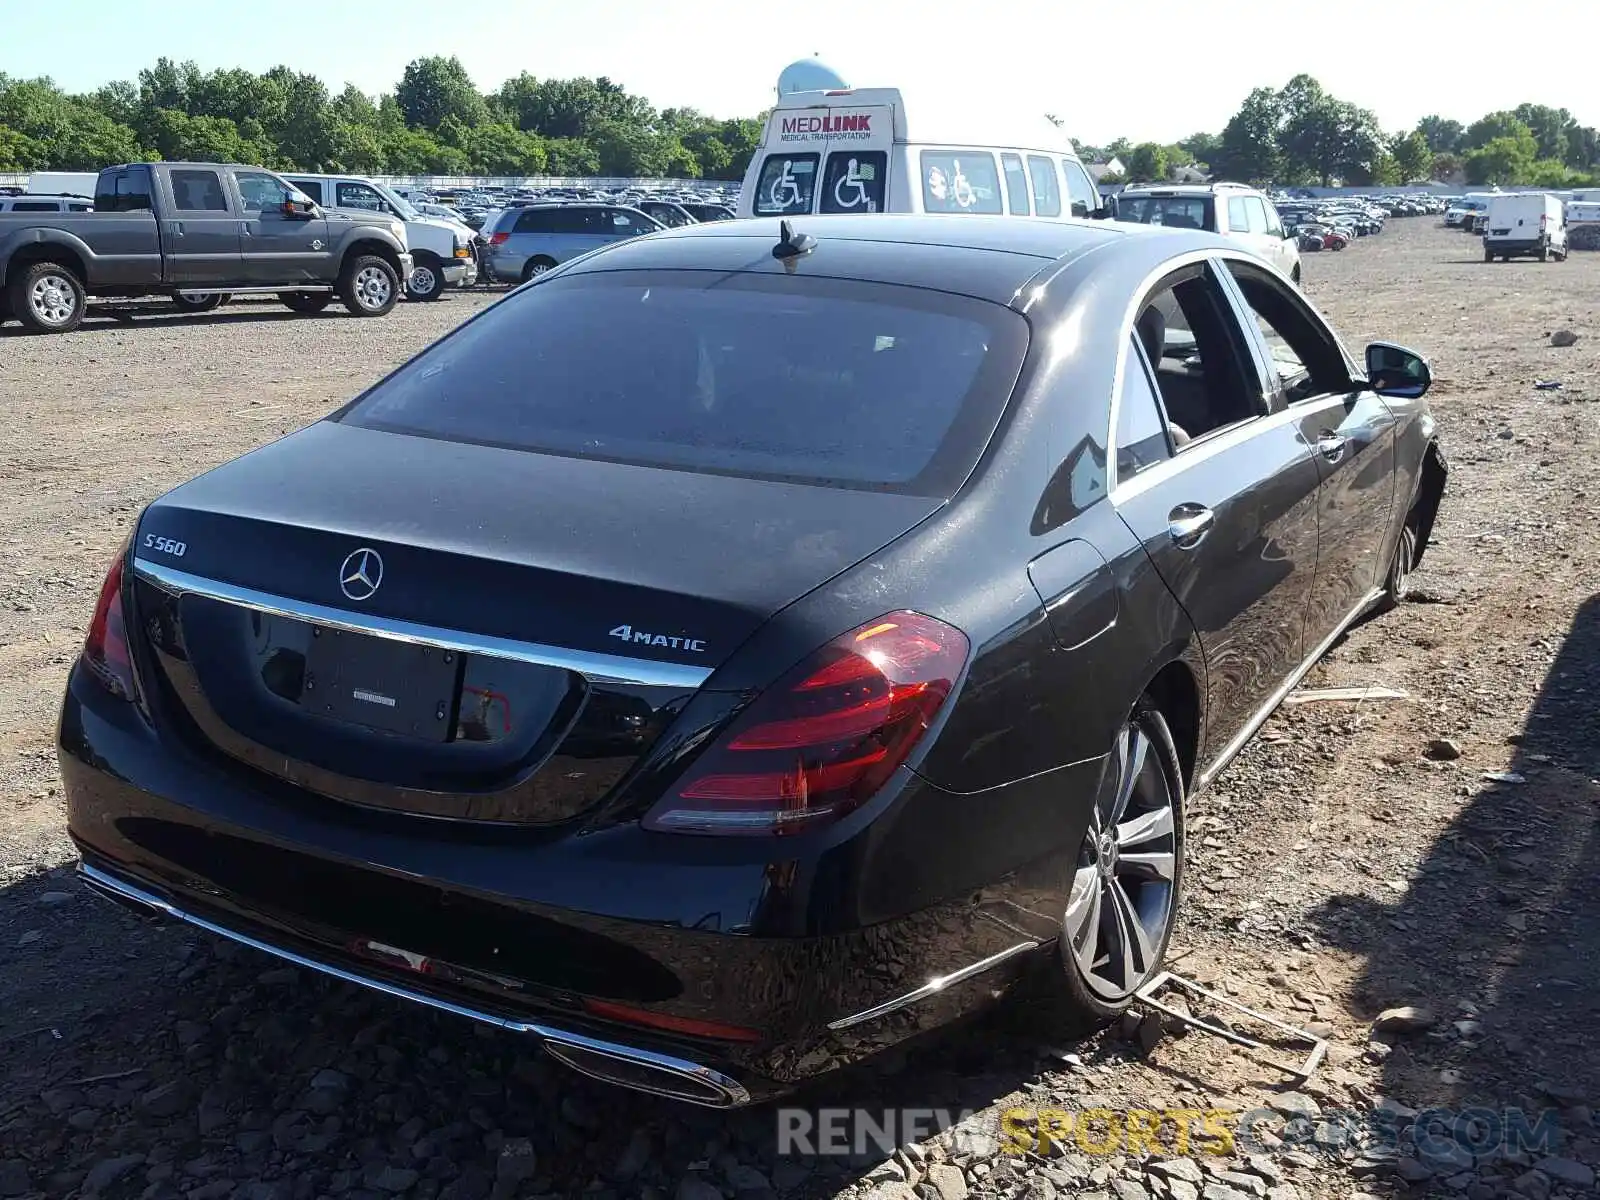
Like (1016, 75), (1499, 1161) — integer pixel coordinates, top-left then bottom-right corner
(131, 557), (712, 691)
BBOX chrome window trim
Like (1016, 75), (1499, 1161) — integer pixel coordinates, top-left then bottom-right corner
(131, 557), (713, 691)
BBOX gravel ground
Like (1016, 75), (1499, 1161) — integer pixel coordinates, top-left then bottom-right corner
(2, 224), (1598, 1200)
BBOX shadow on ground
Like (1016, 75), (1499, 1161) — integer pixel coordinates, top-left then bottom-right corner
(1313, 594), (1600, 1159)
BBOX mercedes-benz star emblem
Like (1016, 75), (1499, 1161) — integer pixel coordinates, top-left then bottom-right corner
(339, 548), (384, 601)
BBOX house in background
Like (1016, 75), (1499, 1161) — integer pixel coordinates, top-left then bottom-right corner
(1086, 156), (1126, 183)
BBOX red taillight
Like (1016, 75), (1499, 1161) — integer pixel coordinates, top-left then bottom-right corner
(581, 997), (763, 1043)
(82, 548), (136, 700)
(488, 231), (510, 245)
(644, 611), (968, 836)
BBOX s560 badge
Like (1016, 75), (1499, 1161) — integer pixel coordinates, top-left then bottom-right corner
(142, 534), (187, 557)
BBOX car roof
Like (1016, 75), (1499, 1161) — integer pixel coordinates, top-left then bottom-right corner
(552, 213), (1231, 308)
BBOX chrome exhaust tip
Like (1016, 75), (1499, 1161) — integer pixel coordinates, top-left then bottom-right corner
(76, 861), (752, 1107)
(542, 1038), (750, 1107)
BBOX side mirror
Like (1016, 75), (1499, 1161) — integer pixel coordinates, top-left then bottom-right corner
(281, 195), (316, 219)
(1366, 341), (1432, 399)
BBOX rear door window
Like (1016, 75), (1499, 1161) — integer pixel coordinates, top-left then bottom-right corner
(1027, 156), (1061, 217)
(341, 270), (1030, 496)
(920, 152), (1002, 214)
(170, 168), (230, 213)
(513, 208), (559, 234)
(1000, 154), (1031, 216)
(754, 153), (818, 215)
(820, 151), (886, 213)
(1116, 194), (1213, 232)
(96, 167), (154, 213)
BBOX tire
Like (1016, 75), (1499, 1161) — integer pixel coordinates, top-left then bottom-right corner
(1377, 524), (1417, 614)
(406, 255), (447, 302)
(172, 292), (224, 314)
(1290, 265), (1302, 286)
(338, 255), (399, 317)
(8, 260), (86, 334)
(521, 256), (557, 284)
(1018, 699), (1185, 1032)
(1485, 246), (1495, 263)
(1538, 244), (1549, 262)
(279, 292), (332, 314)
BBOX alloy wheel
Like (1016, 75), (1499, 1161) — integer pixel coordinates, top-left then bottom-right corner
(1065, 719), (1179, 1001)
(354, 266), (393, 310)
(29, 273), (78, 327)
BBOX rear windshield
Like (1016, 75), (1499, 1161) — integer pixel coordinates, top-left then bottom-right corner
(1114, 194), (1213, 231)
(340, 270), (1028, 495)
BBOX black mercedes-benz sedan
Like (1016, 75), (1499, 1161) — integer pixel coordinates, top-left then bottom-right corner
(61, 213), (1446, 1106)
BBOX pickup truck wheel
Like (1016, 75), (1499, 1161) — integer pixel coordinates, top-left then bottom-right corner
(340, 256), (399, 317)
(279, 292), (332, 314)
(172, 292), (225, 314)
(407, 256), (446, 302)
(10, 262), (86, 334)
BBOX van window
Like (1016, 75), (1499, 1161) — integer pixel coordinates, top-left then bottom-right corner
(514, 207), (562, 234)
(1027, 156), (1061, 218)
(292, 180), (325, 204)
(920, 152), (1003, 214)
(1062, 159), (1100, 218)
(12, 201), (57, 212)
(337, 181), (389, 212)
(1001, 154), (1031, 216)
(821, 151), (886, 214)
(754, 153), (819, 215)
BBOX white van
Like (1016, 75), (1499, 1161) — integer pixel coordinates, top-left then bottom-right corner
(1482, 193), (1568, 262)
(736, 87), (1105, 223)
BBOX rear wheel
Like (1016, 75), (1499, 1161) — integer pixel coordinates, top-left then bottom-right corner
(1538, 243), (1550, 262)
(279, 292), (332, 314)
(338, 255), (399, 317)
(1485, 246), (1496, 262)
(9, 261), (86, 334)
(521, 256), (557, 283)
(1024, 700), (1184, 1031)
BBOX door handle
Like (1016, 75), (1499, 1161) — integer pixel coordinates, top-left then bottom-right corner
(168, 221), (184, 238)
(1167, 504), (1215, 550)
(1316, 433), (1347, 462)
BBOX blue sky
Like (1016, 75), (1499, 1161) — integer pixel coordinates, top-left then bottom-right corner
(3, 0), (1597, 145)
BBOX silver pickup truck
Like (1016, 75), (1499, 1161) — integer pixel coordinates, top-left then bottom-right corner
(0, 162), (413, 334)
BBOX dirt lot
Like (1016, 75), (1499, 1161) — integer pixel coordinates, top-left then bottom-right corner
(2, 222), (1598, 1200)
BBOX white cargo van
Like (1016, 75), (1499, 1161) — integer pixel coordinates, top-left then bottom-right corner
(1482, 193), (1568, 262)
(736, 87), (1105, 223)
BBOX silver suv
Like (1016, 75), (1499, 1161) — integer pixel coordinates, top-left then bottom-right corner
(483, 203), (664, 284)
(1112, 183), (1303, 284)
(0, 194), (93, 214)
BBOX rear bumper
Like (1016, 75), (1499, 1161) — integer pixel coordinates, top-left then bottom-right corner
(60, 664), (1079, 1102)
(1484, 237), (1545, 254)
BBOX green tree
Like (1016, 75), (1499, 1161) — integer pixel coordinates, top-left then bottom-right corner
(1431, 151), (1464, 183)
(544, 137), (600, 176)
(1123, 142), (1170, 182)
(1415, 115), (1463, 153)
(1390, 130), (1432, 182)
(0, 124), (45, 170)
(1464, 129), (1537, 184)
(1212, 87), (1283, 184)
(395, 56), (487, 131)
(1512, 104), (1574, 161)
(1178, 131), (1221, 168)
(1464, 111), (1530, 150)
(1565, 124), (1599, 171)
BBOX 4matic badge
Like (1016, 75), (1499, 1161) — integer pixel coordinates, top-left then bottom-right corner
(608, 624), (707, 653)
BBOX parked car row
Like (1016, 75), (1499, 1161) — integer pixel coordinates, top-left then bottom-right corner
(0, 162), (414, 334)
